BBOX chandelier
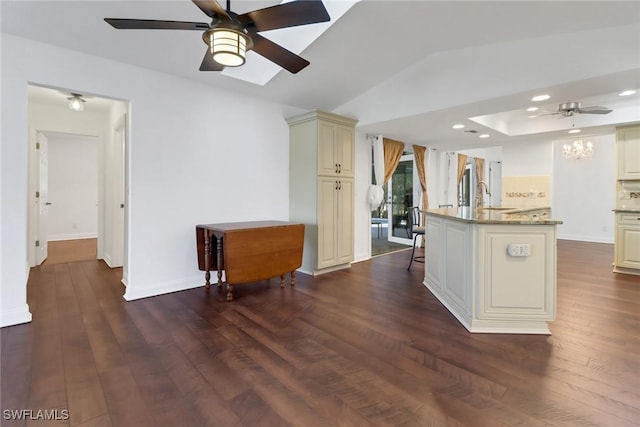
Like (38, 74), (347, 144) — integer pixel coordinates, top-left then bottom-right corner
(562, 140), (594, 160)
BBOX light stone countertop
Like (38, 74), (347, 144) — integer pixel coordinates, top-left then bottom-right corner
(422, 207), (563, 225)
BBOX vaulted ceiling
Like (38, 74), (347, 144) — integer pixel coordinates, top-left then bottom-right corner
(3, 0), (639, 149)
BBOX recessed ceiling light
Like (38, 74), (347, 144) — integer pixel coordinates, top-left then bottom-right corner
(452, 124), (465, 129)
(526, 107), (539, 112)
(568, 129), (581, 134)
(527, 115), (538, 119)
(532, 94), (550, 102)
(619, 90), (636, 96)
(479, 134), (490, 139)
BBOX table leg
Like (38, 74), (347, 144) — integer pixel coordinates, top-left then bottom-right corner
(280, 274), (285, 288)
(226, 283), (233, 301)
(290, 270), (296, 287)
(216, 237), (223, 287)
(204, 233), (211, 288)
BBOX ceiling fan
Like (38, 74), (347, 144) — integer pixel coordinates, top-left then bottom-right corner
(104, 0), (330, 74)
(545, 101), (613, 118)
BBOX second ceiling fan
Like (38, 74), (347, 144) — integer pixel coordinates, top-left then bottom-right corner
(105, 0), (330, 73)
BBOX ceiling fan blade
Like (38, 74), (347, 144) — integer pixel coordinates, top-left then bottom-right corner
(105, 18), (209, 31)
(199, 49), (225, 71)
(249, 31), (310, 74)
(239, 0), (330, 32)
(577, 106), (612, 114)
(192, 0), (229, 19)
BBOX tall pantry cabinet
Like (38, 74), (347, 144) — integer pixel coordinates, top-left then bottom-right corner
(287, 110), (358, 275)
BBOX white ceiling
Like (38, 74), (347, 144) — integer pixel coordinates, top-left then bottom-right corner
(4, 0), (640, 150)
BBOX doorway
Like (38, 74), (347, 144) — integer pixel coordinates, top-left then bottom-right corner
(27, 84), (127, 272)
(370, 153), (414, 257)
(388, 155), (414, 245)
(38, 131), (99, 264)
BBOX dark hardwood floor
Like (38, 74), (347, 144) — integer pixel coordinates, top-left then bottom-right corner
(2, 240), (639, 426)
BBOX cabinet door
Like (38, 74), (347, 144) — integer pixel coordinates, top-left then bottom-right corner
(616, 223), (640, 269)
(318, 122), (338, 176)
(336, 125), (355, 177)
(317, 177), (338, 269)
(336, 178), (354, 264)
(617, 126), (640, 180)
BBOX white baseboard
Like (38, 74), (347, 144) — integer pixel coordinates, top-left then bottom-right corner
(1, 303), (32, 327)
(557, 234), (614, 244)
(48, 233), (98, 242)
(123, 275), (204, 301)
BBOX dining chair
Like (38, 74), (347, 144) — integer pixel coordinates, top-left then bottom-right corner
(408, 206), (425, 270)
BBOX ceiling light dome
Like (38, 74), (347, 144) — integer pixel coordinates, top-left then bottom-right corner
(531, 94), (550, 102)
(67, 93), (86, 111)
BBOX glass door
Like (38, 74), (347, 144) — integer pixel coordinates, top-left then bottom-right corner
(387, 155), (414, 245)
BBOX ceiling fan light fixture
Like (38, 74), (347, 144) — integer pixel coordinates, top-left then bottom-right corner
(67, 93), (85, 112)
(209, 27), (248, 67)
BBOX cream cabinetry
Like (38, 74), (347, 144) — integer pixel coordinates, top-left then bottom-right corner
(318, 121), (354, 177)
(616, 125), (640, 180)
(423, 210), (559, 334)
(613, 124), (640, 275)
(614, 213), (640, 274)
(288, 110), (358, 275)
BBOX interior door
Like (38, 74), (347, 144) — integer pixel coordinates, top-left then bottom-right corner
(387, 155), (414, 245)
(36, 132), (49, 265)
(111, 116), (126, 267)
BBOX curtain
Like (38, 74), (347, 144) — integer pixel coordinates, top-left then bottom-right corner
(475, 157), (485, 207)
(456, 153), (468, 185)
(456, 153), (468, 204)
(426, 148), (439, 207)
(383, 138), (405, 184)
(413, 145), (428, 210)
(367, 136), (385, 210)
(443, 152), (458, 207)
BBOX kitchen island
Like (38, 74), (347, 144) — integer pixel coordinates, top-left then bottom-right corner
(422, 207), (562, 334)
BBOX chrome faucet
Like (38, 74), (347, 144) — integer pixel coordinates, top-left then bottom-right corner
(476, 181), (491, 208)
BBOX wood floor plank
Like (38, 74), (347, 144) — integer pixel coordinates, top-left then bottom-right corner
(2, 239), (639, 426)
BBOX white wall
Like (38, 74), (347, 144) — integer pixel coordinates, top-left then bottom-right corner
(354, 131), (372, 262)
(502, 139), (553, 177)
(46, 133), (98, 241)
(552, 135), (616, 243)
(1, 34), (292, 326)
